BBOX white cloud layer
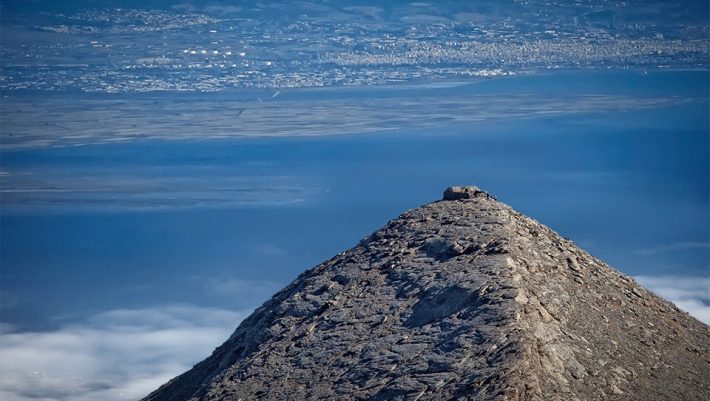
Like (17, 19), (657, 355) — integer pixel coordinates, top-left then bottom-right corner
(635, 275), (710, 324)
(0, 305), (247, 401)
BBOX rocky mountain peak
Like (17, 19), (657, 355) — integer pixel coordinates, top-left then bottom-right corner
(144, 187), (710, 401)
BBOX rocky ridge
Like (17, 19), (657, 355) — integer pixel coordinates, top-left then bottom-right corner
(144, 186), (710, 401)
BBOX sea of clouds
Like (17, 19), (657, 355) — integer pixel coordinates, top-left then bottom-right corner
(0, 305), (248, 401)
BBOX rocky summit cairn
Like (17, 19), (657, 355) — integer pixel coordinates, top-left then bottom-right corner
(144, 186), (709, 401)
(443, 186), (490, 200)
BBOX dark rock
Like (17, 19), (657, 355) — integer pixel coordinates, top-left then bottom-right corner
(444, 185), (491, 202)
(443, 185), (488, 200)
(405, 286), (481, 327)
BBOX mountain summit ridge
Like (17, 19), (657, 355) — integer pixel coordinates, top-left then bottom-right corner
(144, 186), (709, 401)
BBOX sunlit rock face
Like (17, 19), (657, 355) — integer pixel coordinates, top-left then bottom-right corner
(144, 186), (710, 401)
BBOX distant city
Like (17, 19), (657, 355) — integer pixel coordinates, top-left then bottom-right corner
(1, 1), (707, 93)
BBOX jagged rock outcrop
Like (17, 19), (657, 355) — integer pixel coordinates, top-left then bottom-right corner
(144, 186), (710, 401)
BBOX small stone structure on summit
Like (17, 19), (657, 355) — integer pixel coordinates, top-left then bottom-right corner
(144, 186), (710, 401)
(443, 186), (489, 200)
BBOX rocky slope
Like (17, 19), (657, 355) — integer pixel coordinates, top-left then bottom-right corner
(144, 186), (710, 401)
